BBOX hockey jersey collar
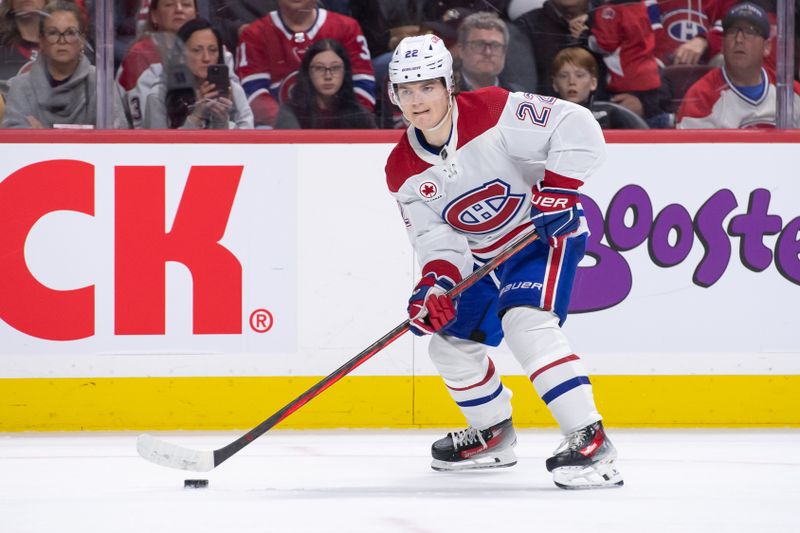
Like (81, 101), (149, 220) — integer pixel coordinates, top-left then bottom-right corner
(270, 8), (327, 41)
(722, 66), (769, 106)
(406, 98), (460, 166)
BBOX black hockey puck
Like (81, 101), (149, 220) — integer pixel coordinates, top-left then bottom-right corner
(184, 479), (209, 489)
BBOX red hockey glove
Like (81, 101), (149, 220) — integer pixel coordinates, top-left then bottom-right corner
(407, 274), (456, 336)
(530, 174), (583, 247)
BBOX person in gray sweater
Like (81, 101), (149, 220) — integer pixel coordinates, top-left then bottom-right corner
(2, 1), (95, 128)
(143, 17), (253, 129)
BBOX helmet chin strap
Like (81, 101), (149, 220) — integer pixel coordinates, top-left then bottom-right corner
(422, 95), (454, 133)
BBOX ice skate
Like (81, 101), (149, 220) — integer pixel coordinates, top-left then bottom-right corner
(431, 418), (517, 471)
(546, 420), (623, 489)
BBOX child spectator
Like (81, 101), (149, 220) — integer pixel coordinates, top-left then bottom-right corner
(551, 46), (649, 128)
(143, 18), (253, 129)
(275, 38), (375, 129)
(2, 1), (95, 128)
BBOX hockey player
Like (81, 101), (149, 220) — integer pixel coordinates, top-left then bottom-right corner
(385, 34), (623, 490)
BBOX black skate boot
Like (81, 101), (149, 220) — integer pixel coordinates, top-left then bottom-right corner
(431, 418), (517, 471)
(546, 420), (623, 489)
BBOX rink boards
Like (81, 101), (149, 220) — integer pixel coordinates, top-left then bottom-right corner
(0, 130), (798, 430)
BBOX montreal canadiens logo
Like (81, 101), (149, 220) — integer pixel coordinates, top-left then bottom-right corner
(419, 181), (438, 199)
(666, 16), (706, 42)
(443, 179), (525, 234)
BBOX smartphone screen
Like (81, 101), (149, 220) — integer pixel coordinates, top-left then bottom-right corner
(206, 64), (230, 99)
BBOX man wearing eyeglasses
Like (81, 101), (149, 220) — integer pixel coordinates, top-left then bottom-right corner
(454, 11), (525, 93)
(677, 2), (800, 128)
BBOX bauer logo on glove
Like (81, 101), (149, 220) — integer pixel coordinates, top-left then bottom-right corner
(529, 173), (583, 247)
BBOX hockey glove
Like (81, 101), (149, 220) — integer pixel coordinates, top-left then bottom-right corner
(530, 175), (582, 247)
(407, 274), (457, 336)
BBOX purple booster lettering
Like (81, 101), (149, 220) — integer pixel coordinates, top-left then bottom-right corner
(570, 194), (632, 313)
(693, 189), (738, 287)
(605, 185), (653, 250)
(649, 204), (694, 267)
(775, 217), (800, 284)
(728, 189), (783, 272)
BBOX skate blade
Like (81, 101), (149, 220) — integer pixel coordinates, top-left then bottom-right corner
(431, 449), (517, 472)
(552, 461), (624, 490)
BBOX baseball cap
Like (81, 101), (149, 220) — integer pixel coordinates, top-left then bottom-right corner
(722, 2), (771, 39)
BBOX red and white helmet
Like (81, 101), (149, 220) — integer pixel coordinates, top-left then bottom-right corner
(388, 34), (454, 105)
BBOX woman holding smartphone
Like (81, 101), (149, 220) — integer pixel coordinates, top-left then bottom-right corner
(144, 17), (253, 129)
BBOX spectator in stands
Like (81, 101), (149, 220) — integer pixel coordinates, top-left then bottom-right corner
(649, 0), (717, 66)
(455, 11), (527, 92)
(2, 1), (95, 128)
(275, 38), (375, 129)
(677, 2), (800, 128)
(587, 0), (671, 127)
(0, 0), (45, 93)
(115, 0), (198, 128)
(706, 0), (777, 71)
(514, 0), (591, 95)
(236, 0), (375, 128)
(143, 18), (253, 129)
(551, 46), (648, 128)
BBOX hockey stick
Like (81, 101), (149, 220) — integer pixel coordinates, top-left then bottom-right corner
(137, 227), (539, 472)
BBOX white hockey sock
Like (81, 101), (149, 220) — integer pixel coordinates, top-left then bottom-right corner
(429, 334), (513, 430)
(502, 307), (600, 434)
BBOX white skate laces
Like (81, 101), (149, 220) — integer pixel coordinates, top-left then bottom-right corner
(546, 421), (624, 490)
(430, 418), (518, 471)
(450, 426), (487, 451)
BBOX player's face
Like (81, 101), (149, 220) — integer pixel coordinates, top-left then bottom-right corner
(396, 79), (450, 130)
(150, 0), (196, 33)
(40, 11), (82, 69)
(183, 29), (219, 81)
(723, 22), (770, 72)
(460, 28), (507, 79)
(552, 63), (597, 104)
(308, 50), (345, 99)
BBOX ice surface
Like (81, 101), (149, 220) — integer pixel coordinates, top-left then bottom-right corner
(1, 429), (798, 532)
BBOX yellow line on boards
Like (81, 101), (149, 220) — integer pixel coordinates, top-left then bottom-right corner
(1, 375), (798, 431)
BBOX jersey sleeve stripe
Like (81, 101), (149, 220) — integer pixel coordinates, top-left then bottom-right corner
(242, 76), (270, 98)
(353, 86), (376, 105)
(245, 87), (270, 103)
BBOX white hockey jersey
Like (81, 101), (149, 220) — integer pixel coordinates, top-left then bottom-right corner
(385, 87), (606, 284)
(676, 67), (800, 129)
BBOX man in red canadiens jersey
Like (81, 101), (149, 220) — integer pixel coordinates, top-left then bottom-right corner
(385, 34), (623, 489)
(235, 0), (375, 128)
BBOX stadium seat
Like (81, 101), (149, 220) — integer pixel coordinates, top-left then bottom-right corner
(663, 64), (715, 112)
(591, 101), (650, 129)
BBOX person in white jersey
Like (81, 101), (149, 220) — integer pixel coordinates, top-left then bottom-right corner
(384, 34), (623, 490)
